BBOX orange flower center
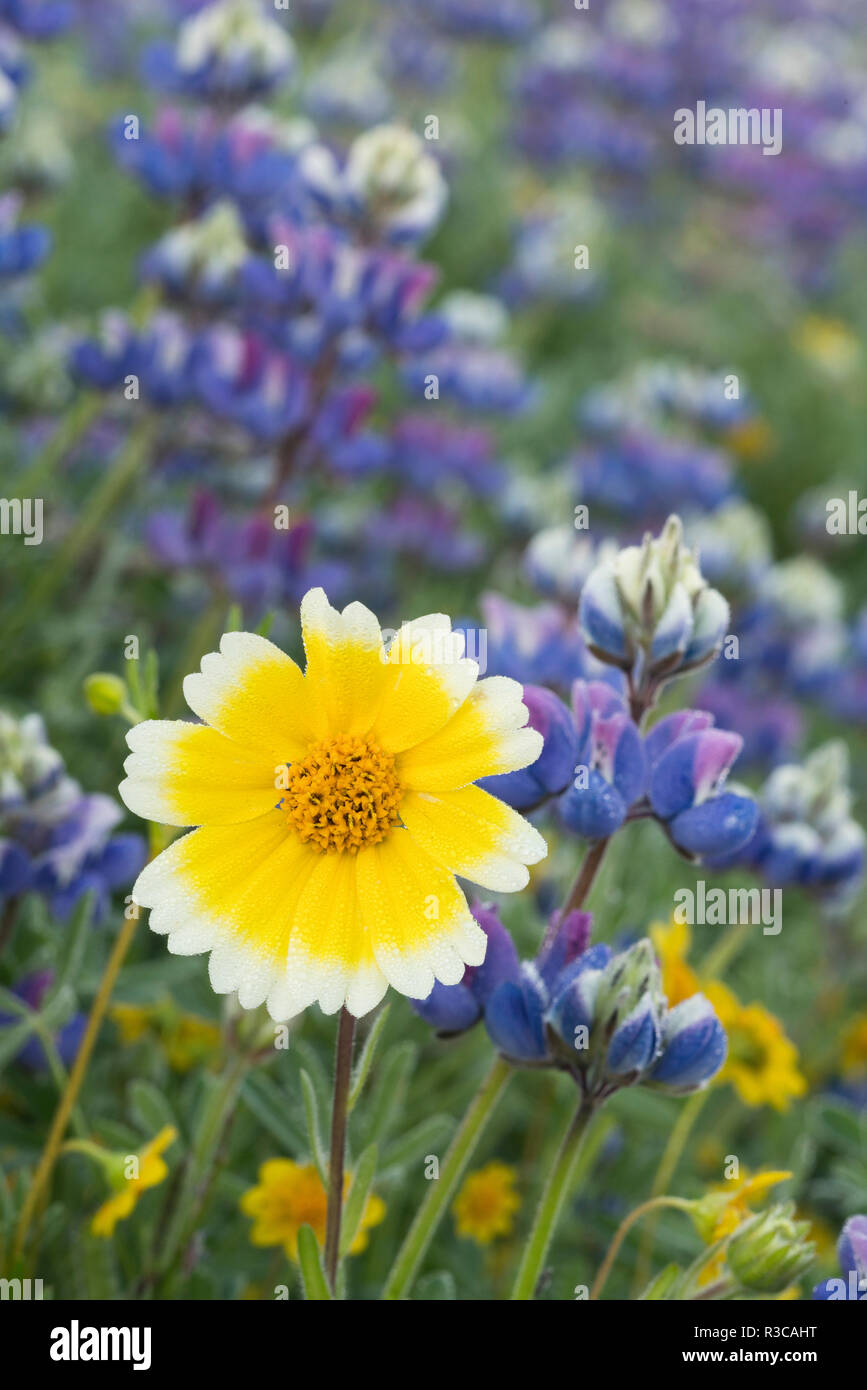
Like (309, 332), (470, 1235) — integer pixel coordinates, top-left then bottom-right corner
(283, 735), (403, 854)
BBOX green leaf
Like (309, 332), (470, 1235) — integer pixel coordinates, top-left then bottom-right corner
(241, 1073), (306, 1154)
(414, 1271), (457, 1300)
(129, 1079), (178, 1136)
(297, 1225), (332, 1300)
(300, 1069), (328, 1184)
(348, 1003), (391, 1112)
(46, 890), (95, 1000)
(639, 1264), (685, 1300)
(339, 1142), (378, 1257)
(364, 1041), (418, 1146)
(381, 1115), (453, 1174)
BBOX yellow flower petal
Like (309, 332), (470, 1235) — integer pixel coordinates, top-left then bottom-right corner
(183, 630), (312, 763)
(398, 676), (542, 791)
(371, 614), (480, 753)
(400, 784), (546, 892)
(299, 589), (391, 739)
(120, 720), (278, 827)
(356, 830), (486, 999)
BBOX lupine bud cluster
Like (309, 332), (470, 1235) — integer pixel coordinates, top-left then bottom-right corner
(0, 710), (145, 918)
(580, 515), (730, 682)
(412, 906), (727, 1100)
(710, 741), (866, 909)
(486, 681), (758, 859)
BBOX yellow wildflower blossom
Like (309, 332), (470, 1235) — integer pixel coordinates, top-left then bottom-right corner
(121, 589), (546, 1019)
(453, 1161), (521, 1246)
(240, 1159), (385, 1261)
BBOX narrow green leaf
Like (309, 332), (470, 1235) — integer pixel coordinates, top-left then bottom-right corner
(339, 1142), (378, 1257)
(300, 1069), (328, 1184)
(241, 1073), (306, 1154)
(414, 1271), (457, 1300)
(129, 1079), (178, 1136)
(381, 1115), (454, 1174)
(297, 1225), (332, 1300)
(348, 1003), (391, 1112)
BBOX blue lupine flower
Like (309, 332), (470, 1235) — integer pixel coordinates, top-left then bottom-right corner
(146, 490), (349, 616)
(0, 193), (51, 278)
(0, 711), (146, 921)
(480, 685), (578, 813)
(413, 908), (726, 1099)
(647, 715), (758, 858)
(574, 433), (734, 528)
(710, 742), (866, 910)
(142, 0), (296, 105)
(111, 104), (315, 212)
(0, 0), (74, 40)
(558, 681), (646, 840)
(813, 1215), (867, 1300)
(469, 594), (625, 692)
(193, 325), (311, 441)
(300, 124), (447, 245)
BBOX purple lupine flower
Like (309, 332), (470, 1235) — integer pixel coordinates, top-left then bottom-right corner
(0, 0), (74, 40)
(813, 1215), (867, 1300)
(646, 714), (758, 858)
(146, 490), (348, 615)
(558, 681), (646, 840)
(111, 104), (315, 212)
(574, 433), (734, 528)
(479, 685), (578, 813)
(192, 325), (310, 440)
(470, 594), (625, 692)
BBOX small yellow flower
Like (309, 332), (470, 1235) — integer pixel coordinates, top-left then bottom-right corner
(794, 315), (861, 378)
(725, 417), (775, 462)
(112, 999), (222, 1072)
(841, 1014), (867, 1077)
(240, 1159), (385, 1262)
(120, 589), (546, 1020)
(693, 1167), (792, 1286)
(452, 1161), (521, 1246)
(90, 1126), (177, 1238)
(705, 981), (807, 1111)
(650, 917), (702, 1006)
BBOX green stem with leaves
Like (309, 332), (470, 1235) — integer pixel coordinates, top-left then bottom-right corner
(381, 1055), (512, 1300)
(510, 1096), (597, 1300)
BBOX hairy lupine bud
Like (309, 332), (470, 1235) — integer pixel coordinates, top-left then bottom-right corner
(649, 994), (728, 1093)
(579, 515), (730, 680)
(84, 673), (128, 717)
(727, 1203), (815, 1293)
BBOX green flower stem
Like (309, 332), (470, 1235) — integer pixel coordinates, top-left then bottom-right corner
(700, 920), (751, 979)
(381, 1054), (512, 1300)
(324, 1007), (356, 1293)
(591, 1195), (693, 1299)
(12, 391), (103, 501)
(632, 1087), (710, 1294)
(510, 1096), (597, 1301)
(154, 1056), (247, 1295)
(6, 417), (156, 646)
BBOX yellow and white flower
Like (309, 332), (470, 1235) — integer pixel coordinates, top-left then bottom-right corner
(120, 589), (546, 1020)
